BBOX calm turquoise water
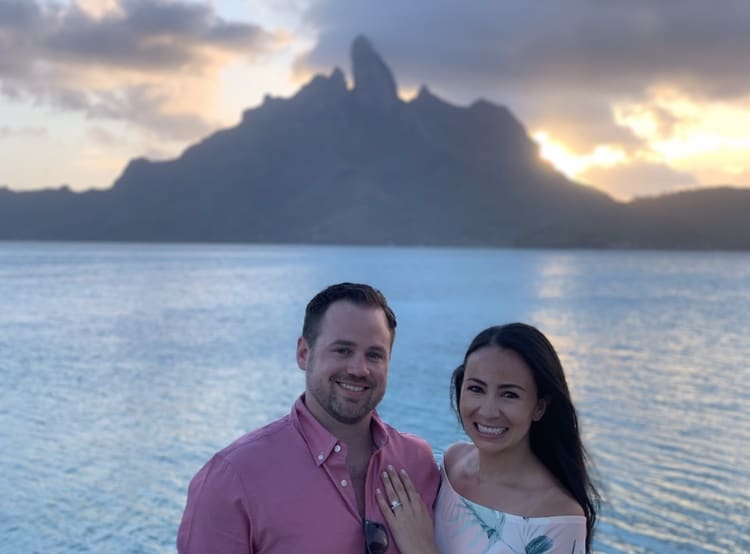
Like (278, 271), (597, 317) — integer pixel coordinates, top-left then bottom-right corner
(1, 242), (748, 553)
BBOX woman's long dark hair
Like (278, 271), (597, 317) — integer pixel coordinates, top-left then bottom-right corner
(450, 323), (600, 553)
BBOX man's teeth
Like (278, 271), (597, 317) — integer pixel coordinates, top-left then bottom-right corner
(476, 423), (507, 435)
(339, 383), (365, 392)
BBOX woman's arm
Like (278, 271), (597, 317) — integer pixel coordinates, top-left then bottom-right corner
(376, 466), (440, 554)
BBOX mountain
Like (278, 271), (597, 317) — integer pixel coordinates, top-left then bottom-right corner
(1, 36), (748, 250)
(516, 186), (750, 249)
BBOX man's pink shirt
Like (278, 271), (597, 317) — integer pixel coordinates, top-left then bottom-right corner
(177, 395), (441, 553)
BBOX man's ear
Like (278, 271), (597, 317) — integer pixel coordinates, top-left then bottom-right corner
(296, 336), (310, 370)
(533, 397), (549, 422)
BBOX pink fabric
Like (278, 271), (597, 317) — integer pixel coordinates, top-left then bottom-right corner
(177, 395), (441, 553)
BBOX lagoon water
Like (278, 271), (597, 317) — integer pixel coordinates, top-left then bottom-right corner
(1, 242), (749, 553)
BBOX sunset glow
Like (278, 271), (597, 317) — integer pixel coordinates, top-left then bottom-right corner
(533, 131), (627, 178)
(612, 89), (750, 188)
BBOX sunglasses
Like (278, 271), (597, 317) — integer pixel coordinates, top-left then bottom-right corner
(364, 519), (389, 554)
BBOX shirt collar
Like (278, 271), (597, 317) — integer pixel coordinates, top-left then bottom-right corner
(291, 394), (390, 466)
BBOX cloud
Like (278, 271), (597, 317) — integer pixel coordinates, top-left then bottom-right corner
(0, 0), (279, 73)
(579, 161), (699, 200)
(0, 124), (48, 139)
(297, 0), (750, 156)
(301, 0), (750, 98)
(0, 0), (286, 137)
(520, 93), (644, 154)
(87, 124), (120, 145)
(53, 82), (217, 140)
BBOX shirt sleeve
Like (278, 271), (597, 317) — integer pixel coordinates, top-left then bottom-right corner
(177, 454), (253, 554)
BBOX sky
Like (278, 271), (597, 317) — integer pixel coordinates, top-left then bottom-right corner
(2, 0), (750, 201)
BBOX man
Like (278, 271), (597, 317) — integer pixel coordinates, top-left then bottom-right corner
(177, 282), (441, 553)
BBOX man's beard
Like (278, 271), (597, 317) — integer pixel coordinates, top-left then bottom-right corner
(306, 372), (384, 424)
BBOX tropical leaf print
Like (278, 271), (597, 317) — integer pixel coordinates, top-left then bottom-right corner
(459, 498), (506, 553)
(525, 534), (553, 554)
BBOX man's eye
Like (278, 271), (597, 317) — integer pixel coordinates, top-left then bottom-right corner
(334, 348), (351, 355)
(367, 352), (384, 361)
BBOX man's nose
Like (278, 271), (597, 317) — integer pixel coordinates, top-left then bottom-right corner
(347, 352), (370, 377)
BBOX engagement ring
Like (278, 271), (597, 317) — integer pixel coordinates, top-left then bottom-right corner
(390, 500), (402, 511)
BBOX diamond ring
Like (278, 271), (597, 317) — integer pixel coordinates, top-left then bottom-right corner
(390, 500), (402, 511)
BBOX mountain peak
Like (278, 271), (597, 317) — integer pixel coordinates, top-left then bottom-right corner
(351, 35), (398, 111)
(295, 66), (347, 102)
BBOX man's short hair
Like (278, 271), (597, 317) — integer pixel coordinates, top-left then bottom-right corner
(302, 282), (397, 347)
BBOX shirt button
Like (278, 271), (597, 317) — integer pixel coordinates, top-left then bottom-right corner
(334, 445), (342, 453)
(340, 479), (348, 487)
(317, 453), (324, 461)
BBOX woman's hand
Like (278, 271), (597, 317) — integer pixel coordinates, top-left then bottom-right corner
(376, 466), (439, 554)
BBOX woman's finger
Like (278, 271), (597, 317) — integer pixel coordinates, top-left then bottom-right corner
(386, 466), (409, 503)
(375, 481), (439, 554)
(375, 488), (397, 525)
(380, 469), (402, 508)
(399, 468), (420, 504)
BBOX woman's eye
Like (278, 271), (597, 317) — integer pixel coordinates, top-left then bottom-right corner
(466, 385), (483, 393)
(501, 391), (519, 399)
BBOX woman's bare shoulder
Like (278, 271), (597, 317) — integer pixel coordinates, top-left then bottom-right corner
(442, 441), (473, 467)
(542, 489), (585, 517)
(442, 442), (475, 486)
(534, 471), (586, 517)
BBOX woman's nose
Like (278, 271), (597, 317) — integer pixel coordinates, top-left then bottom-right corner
(478, 397), (500, 417)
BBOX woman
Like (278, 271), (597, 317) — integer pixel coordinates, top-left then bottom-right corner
(375, 323), (599, 553)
